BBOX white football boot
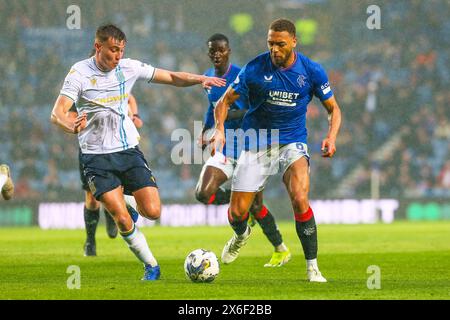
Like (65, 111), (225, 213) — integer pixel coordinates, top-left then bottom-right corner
(0, 164), (14, 201)
(221, 226), (251, 264)
(307, 265), (327, 283)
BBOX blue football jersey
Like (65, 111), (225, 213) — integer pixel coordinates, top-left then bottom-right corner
(230, 52), (333, 150)
(203, 64), (247, 159)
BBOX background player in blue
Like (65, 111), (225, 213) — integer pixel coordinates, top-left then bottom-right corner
(210, 19), (342, 282)
(195, 34), (291, 267)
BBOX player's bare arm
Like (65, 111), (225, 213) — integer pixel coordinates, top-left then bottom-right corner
(127, 94), (143, 128)
(152, 68), (226, 89)
(320, 95), (342, 158)
(51, 95), (86, 134)
(210, 86), (240, 155)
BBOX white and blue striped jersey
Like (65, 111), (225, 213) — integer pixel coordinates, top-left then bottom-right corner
(60, 57), (155, 154)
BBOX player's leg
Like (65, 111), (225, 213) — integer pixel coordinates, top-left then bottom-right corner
(283, 156), (326, 282)
(132, 186), (161, 220)
(195, 152), (234, 205)
(221, 149), (273, 264)
(118, 147), (162, 280)
(82, 150), (160, 280)
(0, 164), (14, 201)
(101, 186), (160, 280)
(221, 191), (256, 264)
(249, 192), (291, 267)
(79, 150), (100, 256)
(83, 190), (100, 256)
(195, 165), (229, 205)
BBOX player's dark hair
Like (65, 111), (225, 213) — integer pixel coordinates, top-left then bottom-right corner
(207, 33), (229, 45)
(95, 24), (127, 43)
(269, 18), (296, 36)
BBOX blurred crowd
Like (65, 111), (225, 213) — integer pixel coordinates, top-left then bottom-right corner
(0, 0), (448, 202)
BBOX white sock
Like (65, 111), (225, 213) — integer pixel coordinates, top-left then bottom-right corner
(122, 225), (158, 267)
(0, 174), (6, 190)
(275, 243), (288, 252)
(307, 258), (318, 270)
(124, 195), (139, 212)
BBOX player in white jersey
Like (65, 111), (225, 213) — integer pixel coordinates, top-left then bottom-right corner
(51, 24), (225, 281)
(68, 93), (142, 257)
(0, 164), (14, 201)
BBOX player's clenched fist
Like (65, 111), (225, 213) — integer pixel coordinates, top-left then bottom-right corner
(321, 138), (336, 158)
(74, 112), (87, 133)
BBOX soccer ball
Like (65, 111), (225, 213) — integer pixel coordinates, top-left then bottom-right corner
(184, 249), (220, 283)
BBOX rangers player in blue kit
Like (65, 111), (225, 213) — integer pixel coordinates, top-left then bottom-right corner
(195, 33), (291, 267)
(210, 19), (342, 282)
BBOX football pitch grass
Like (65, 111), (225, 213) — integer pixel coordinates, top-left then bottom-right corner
(0, 221), (449, 300)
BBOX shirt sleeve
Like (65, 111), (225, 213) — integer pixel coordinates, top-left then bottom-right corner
(230, 64), (249, 98)
(130, 59), (156, 82)
(60, 68), (83, 103)
(310, 61), (334, 102)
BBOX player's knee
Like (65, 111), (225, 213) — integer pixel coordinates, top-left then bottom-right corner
(195, 187), (214, 204)
(139, 203), (161, 220)
(229, 204), (248, 220)
(291, 194), (309, 213)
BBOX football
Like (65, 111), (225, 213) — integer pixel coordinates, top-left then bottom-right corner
(184, 249), (220, 283)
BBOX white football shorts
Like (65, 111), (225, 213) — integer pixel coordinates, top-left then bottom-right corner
(200, 152), (238, 191)
(231, 142), (310, 192)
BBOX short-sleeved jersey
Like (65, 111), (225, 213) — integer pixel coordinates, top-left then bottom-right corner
(60, 57), (155, 154)
(203, 64), (247, 159)
(231, 52), (333, 150)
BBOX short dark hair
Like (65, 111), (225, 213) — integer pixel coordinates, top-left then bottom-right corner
(95, 24), (127, 43)
(269, 18), (296, 36)
(207, 33), (229, 45)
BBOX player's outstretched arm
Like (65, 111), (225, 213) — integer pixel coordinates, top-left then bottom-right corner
(51, 95), (86, 134)
(152, 68), (226, 89)
(210, 86), (240, 155)
(320, 95), (342, 158)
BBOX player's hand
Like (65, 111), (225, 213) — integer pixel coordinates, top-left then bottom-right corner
(321, 138), (336, 158)
(74, 112), (87, 133)
(201, 76), (226, 90)
(209, 128), (225, 156)
(196, 131), (206, 149)
(132, 114), (143, 129)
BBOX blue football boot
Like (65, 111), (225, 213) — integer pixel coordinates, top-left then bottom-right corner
(142, 265), (161, 281)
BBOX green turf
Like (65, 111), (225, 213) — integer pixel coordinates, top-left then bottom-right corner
(0, 221), (449, 300)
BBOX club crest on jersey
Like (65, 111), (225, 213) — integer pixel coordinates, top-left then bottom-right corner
(264, 75), (273, 82)
(297, 75), (307, 87)
(89, 76), (97, 86)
